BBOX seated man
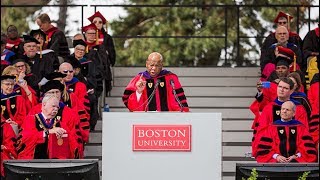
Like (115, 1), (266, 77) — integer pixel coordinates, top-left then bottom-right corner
(253, 101), (317, 163)
(251, 77), (308, 148)
(122, 52), (189, 112)
(17, 95), (79, 159)
(261, 26), (302, 74)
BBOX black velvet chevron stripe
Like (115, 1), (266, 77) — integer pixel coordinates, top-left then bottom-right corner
(257, 150), (270, 156)
(277, 126), (287, 157)
(302, 135), (313, 141)
(258, 144), (272, 149)
(288, 126), (297, 156)
(261, 137), (273, 143)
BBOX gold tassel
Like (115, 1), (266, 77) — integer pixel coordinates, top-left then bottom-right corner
(287, 14), (290, 31)
(96, 29), (99, 45)
(40, 44), (42, 59)
(86, 45), (88, 53)
(293, 55), (296, 71)
(45, 35), (48, 44)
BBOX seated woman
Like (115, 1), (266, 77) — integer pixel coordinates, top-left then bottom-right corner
(1, 75), (27, 126)
(2, 65), (38, 108)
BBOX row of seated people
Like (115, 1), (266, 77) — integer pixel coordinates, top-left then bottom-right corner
(0, 73), (90, 177)
(250, 14), (319, 162)
(260, 11), (319, 91)
(1, 11), (117, 131)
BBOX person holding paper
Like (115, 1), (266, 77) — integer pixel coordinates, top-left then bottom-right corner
(17, 95), (79, 159)
(122, 52), (189, 112)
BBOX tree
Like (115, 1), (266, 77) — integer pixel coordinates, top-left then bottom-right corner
(110, 0), (315, 66)
(1, 0), (50, 34)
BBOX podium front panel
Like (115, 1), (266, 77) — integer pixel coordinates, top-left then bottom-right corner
(102, 112), (222, 180)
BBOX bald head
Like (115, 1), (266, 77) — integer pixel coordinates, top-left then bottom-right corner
(146, 52), (163, 77)
(59, 62), (74, 82)
(280, 101), (296, 121)
(275, 26), (289, 44)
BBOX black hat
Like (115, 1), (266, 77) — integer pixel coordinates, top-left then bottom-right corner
(23, 35), (40, 44)
(275, 56), (290, 67)
(12, 58), (26, 65)
(1, 75), (16, 81)
(45, 72), (67, 80)
(30, 29), (46, 40)
(73, 39), (87, 48)
(66, 58), (81, 69)
(41, 80), (64, 93)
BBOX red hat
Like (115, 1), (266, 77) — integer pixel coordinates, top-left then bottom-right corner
(82, 23), (98, 33)
(88, 11), (107, 24)
(277, 46), (295, 61)
(274, 11), (293, 23)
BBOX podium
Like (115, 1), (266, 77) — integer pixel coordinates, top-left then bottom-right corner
(102, 112), (222, 180)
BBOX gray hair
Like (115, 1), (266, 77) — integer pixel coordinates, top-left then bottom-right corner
(42, 94), (59, 104)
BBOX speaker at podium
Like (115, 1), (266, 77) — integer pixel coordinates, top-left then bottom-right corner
(3, 159), (99, 180)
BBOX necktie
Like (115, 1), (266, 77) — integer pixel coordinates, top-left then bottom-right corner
(46, 119), (51, 125)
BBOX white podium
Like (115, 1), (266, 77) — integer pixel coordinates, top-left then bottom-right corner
(102, 112), (222, 180)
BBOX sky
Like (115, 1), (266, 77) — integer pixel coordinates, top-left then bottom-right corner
(29, 0), (319, 38)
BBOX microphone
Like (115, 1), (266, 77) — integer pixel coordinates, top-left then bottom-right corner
(144, 79), (161, 112)
(170, 79), (184, 112)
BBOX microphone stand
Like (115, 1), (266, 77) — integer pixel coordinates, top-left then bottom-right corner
(170, 79), (184, 112)
(144, 80), (160, 112)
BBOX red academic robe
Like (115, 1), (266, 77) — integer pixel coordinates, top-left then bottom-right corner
(28, 101), (86, 158)
(307, 81), (319, 145)
(1, 93), (27, 127)
(123, 70), (189, 112)
(17, 111), (79, 159)
(253, 122), (317, 163)
(251, 99), (309, 157)
(66, 80), (91, 122)
(1, 121), (17, 177)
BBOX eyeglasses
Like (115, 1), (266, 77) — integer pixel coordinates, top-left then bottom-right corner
(93, 21), (103, 24)
(46, 90), (61, 94)
(1, 82), (14, 86)
(86, 32), (96, 35)
(25, 45), (37, 48)
(278, 21), (287, 25)
(7, 29), (17, 33)
(62, 70), (74, 74)
(15, 64), (25, 68)
(75, 48), (85, 52)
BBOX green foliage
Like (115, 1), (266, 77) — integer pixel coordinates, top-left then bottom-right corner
(1, 0), (50, 34)
(111, 0), (314, 66)
(242, 168), (258, 180)
(298, 171), (310, 180)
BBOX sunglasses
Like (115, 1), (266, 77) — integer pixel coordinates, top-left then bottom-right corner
(93, 20), (103, 24)
(62, 70), (74, 74)
(278, 21), (287, 25)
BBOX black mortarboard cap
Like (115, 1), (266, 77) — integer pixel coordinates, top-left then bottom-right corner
(41, 80), (65, 93)
(275, 56), (291, 67)
(73, 39), (87, 48)
(23, 35), (40, 44)
(45, 72), (67, 80)
(12, 58), (26, 65)
(1, 75), (16, 81)
(30, 29), (46, 39)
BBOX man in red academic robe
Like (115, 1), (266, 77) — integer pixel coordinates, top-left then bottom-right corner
(251, 77), (308, 156)
(253, 101), (317, 163)
(17, 95), (79, 159)
(123, 52), (189, 112)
